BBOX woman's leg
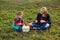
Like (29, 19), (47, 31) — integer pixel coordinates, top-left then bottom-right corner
(30, 22), (39, 27)
(39, 23), (49, 30)
(30, 22), (41, 29)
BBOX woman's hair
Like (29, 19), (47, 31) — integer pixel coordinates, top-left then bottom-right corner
(17, 11), (23, 16)
(40, 7), (48, 16)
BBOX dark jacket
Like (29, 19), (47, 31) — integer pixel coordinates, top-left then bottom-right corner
(36, 13), (51, 24)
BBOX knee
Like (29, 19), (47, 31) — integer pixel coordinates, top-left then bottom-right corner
(30, 22), (34, 26)
(45, 23), (50, 28)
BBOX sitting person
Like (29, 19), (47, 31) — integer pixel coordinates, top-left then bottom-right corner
(30, 7), (51, 30)
(13, 11), (24, 31)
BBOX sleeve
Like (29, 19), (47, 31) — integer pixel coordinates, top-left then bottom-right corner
(14, 18), (19, 25)
(47, 14), (51, 24)
(36, 13), (39, 20)
(21, 20), (25, 25)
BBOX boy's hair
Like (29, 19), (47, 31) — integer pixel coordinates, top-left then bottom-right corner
(17, 11), (23, 15)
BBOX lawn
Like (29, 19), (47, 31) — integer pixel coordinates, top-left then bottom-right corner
(0, 0), (60, 40)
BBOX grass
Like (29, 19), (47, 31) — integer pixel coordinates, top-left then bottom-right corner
(0, 0), (60, 40)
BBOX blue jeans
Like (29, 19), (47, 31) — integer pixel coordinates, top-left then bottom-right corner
(30, 22), (49, 30)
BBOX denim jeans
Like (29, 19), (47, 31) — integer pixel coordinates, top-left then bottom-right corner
(30, 22), (49, 30)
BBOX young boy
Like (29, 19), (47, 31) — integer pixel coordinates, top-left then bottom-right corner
(14, 11), (24, 31)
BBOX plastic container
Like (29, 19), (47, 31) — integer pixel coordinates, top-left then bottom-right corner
(22, 25), (30, 32)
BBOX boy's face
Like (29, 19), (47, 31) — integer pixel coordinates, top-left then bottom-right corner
(17, 14), (23, 18)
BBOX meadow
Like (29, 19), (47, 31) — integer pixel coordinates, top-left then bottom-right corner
(0, 0), (60, 40)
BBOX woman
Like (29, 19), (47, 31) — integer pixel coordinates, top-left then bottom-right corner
(30, 7), (51, 30)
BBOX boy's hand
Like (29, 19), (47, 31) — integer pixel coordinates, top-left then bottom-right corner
(40, 20), (46, 23)
(18, 23), (22, 25)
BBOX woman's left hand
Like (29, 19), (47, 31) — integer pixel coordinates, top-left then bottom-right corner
(40, 20), (46, 23)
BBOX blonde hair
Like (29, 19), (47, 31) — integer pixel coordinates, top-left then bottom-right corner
(40, 7), (48, 16)
(17, 11), (23, 16)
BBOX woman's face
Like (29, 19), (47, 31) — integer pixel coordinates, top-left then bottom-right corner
(41, 8), (45, 14)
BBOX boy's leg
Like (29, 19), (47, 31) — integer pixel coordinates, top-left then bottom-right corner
(13, 25), (19, 30)
(18, 26), (22, 31)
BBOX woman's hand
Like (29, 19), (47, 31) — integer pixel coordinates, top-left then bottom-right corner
(40, 20), (46, 23)
(35, 20), (38, 23)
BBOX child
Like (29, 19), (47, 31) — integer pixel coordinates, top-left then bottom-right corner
(30, 7), (51, 30)
(14, 11), (24, 31)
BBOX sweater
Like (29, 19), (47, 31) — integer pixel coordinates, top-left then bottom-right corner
(36, 13), (51, 24)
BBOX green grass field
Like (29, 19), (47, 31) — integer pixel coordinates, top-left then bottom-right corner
(0, 0), (60, 40)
